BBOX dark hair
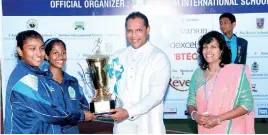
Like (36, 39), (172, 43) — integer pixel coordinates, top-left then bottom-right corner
(125, 11), (149, 28)
(44, 38), (66, 56)
(219, 13), (236, 23)
(15, 30), (43, 59)
(197, 31), (231, 70)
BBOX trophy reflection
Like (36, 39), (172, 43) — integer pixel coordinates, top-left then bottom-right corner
(86, 40), (115, 116)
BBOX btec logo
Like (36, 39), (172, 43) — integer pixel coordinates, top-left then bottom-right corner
(258, 108), (268, 115)
(174, 53), (197, 60)
(166, 41), (197, 48)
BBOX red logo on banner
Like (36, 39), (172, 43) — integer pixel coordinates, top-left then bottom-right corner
(174, 53), (197, 60)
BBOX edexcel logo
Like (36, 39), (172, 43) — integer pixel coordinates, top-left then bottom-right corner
(166, 41), (197, 48)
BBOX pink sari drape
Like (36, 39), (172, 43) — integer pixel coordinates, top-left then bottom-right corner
(196, 64), (255, 134)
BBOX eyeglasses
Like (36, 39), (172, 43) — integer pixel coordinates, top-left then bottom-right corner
(226, 41), (231, 49)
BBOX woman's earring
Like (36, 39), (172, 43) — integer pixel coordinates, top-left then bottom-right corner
(219, 52), (223, 60)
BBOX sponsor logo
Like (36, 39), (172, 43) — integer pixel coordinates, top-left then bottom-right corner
(174, 53), (197, 60)
(170, 78), (190, 91)
(252, 84), (257, 92)
(74, 21), (85, 30)
(239, 19), (267, 36)
(172, 69), (194, 75)
(57, 33), (103, 37)
(251, 62), (259, 73)
(239, 30), (268, 36)
(164, 108), (177, 114)
(250, 62), (268, 78)
(179, 28), (208, 35)
(27, 19), (38, 29)
(256, 18), (264, 29)
(258, 108), (268, 115)
(166, 41), (198, 48)
(8, 33), (53, 38)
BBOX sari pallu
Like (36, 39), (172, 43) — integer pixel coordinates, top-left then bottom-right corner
(195, 64), (254, 134)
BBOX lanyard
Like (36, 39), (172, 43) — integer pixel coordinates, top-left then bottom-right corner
(204, 68), (221, 111)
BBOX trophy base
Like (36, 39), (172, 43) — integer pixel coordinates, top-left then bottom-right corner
(90, 100), (115, 116)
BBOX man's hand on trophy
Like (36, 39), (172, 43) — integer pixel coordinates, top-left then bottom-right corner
(104, 108), (129, 121)
(84, 111), (97, 121)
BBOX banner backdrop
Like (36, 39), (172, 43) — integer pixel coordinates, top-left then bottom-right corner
(1, 0), (268, 119)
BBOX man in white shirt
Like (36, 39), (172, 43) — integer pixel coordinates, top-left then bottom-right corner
(105, 11), (171, 134)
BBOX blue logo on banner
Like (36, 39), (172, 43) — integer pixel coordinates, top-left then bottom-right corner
(258, 108), (268, 115)
(256, 18), (264, 29)
(251, 62), (259, 73)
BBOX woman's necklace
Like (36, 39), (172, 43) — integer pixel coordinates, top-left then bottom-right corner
(203, 68), (221, 114)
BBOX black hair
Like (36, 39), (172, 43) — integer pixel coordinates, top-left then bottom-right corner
(125, 11), (149, 28)
(44, 38), (66, 56)
(15, 30), (43, 59)
(219, 13), (236, 23)
(197, 31), (231, 70)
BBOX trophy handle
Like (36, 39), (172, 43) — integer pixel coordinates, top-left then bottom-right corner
(77, 62), (95, 96)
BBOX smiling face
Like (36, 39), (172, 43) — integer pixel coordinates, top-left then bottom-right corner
(126, 17), (150, 49)
(17, 38), (45, 68)
(47, 42), (67, 69)
(202, 38), (222, 65)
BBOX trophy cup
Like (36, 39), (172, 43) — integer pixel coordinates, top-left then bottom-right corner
(86, 38), (115, 116)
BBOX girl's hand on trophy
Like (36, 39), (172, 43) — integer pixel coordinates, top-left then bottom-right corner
(103, 108), (129, 121)
(84, 111), (96, 121)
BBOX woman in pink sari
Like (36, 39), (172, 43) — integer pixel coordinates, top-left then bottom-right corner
(187, 31), (254, 134)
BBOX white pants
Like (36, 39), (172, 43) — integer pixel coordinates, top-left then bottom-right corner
(113, 120), (141, 134)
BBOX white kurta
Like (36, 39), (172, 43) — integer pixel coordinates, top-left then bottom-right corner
(112, 42), (171, 134)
